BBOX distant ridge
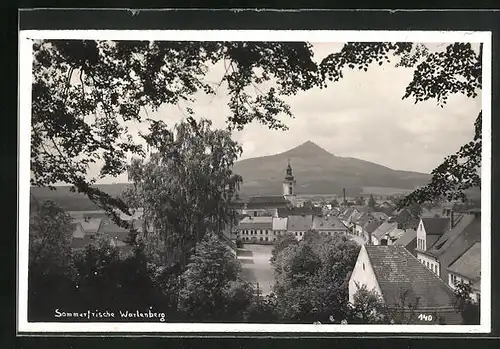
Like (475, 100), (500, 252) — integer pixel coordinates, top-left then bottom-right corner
(34, 141), (476, 211)
(231, 141), (431, 196)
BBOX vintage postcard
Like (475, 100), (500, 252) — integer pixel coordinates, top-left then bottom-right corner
(18, 29), (491, 334)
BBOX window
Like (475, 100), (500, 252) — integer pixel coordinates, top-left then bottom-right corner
(362, 263), (365, 271)
(265, 237), (268, 241)
(266, 230), (268, 235)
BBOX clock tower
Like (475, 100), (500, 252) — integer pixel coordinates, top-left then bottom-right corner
(283, 159), (297, 207)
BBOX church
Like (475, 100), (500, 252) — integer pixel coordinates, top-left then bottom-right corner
(234, 160), (298, 218)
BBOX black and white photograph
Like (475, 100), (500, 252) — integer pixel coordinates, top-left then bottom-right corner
(18, 29), (491, 333)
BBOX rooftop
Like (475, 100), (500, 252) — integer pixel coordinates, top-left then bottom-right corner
(421, 217), (450, 235)
(372, 222), (398, 239)
(312, 215), (348, 231)
(287, 214), (313, 231)
(447, 241), (481, 281)
(393, 229), (417, 247)
(364, 245), (457, 308)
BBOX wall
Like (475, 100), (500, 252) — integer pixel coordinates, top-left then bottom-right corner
(348, 245), (383, 304)
(416, 219), (427, 251)
(417, 252), (440, 276)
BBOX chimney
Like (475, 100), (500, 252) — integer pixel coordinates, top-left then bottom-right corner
(343, 188), (346, 205)
(450, 210), (455, 229)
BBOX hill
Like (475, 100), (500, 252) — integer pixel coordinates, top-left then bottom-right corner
(232, 141), (431, 197)
(31, 141), (480, 211)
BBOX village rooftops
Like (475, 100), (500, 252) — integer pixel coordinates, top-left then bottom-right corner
(312, 215), (348, 231)
(423, 213), (481, 280)
(421, 217), (451, 236)
(287, 214), (313, 231)
(238, 216), (273, 230)
(371, 222), (398, 239)
(394, 229), (417, 247)
(364, 245), (458, 309)
(272, 217), (288, 231)
(447, 241), (481, 281)
(244, 195), (288, 209)
(277, 206), (322, 217)
(364, 219), (383, 234)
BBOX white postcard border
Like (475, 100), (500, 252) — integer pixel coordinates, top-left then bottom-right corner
(18, 29), (492, 334)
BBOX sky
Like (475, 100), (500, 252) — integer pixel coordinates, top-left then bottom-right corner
(82, 42), (481, 184)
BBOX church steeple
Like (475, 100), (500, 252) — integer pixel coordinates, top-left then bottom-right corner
(283, 159), (297, 207)
(285, 158), (294, 180)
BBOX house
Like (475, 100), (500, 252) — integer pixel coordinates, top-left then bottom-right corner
(415, 217), (451, 274)
(272, 217), (288, 239)
(287, 214), (313, 240)
(349, 245), (463, 324)
(370, 222), (398, 245)
(312, 215), (348, 237)
(390, 208), (420, 230)
(361, 220), (383, 243)
(393, 229), (417, 256)
(354, 212), (388, 237)
(239, 196), (288, 217)
(237, 216), (274, 243)
(418, 210), (481, 287)
(447, 242), (481, 302)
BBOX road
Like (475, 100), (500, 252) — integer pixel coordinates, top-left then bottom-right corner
(237, 236), (363, 296)
(348, 234), (366, 245)
(237, 244), (275, 296)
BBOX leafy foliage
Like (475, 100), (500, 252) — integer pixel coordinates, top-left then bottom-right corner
(31, 40), (318, 218)
(347, 284), (387, 324)
(454, 282), (480, 325)
(123, 118), (242, 266)
(32, 40), (482, 214)
(272, 234), (360, 322)
(178, 233), (244, 321)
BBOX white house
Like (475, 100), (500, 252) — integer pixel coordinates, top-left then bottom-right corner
(312, 215), (348, 237)
(415, 217), (450, 275)
(349, 244), (463, 324)
(286, 215), (313, 241)
(272, 217), (288, 240)
(370, 222), (398, 245)
(236, 216), (274, 243)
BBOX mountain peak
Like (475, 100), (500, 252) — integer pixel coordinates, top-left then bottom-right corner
(283, 141), (333, 157)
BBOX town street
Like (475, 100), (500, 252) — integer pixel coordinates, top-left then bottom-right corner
(349, 235), (366, 245)
(237, 244), (275, 296)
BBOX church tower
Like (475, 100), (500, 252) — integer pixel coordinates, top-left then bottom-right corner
(283, 159), (297, 207)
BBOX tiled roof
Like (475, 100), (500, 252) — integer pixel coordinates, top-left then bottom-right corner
(372, 222), (398, 239)
(424, 213), (481, 280)
(355, 212), (369, 225)
(312, 216), (348, 231)
(244, 196), (288, 209)
(287, 215), (313, 231)
(365, 245), (457, 308)
(447, 242), (481, 281)
(421, 217), (450, 235)
(238, 216), (273, 230)
(339, 207), (353, 220)
(371, 212), (389, 221)
(363, 220), (383, 233)
(394, 229), (417, 247)
(277, 206), (322, 217)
